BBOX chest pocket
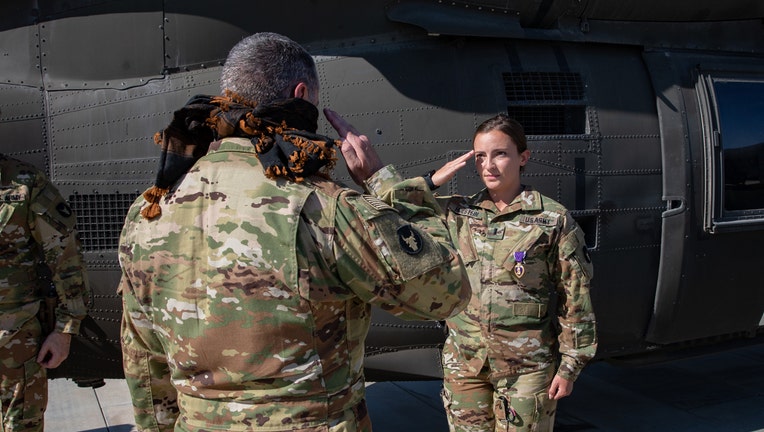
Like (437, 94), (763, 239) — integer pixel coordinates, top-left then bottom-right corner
(499, 224), (552, 289)
(486, 225), (555, 332)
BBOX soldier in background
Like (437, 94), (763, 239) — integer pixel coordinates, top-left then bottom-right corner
(423, 114), (597, 432)
(118, 32), (469, 431)
(0, 154), (90, 432)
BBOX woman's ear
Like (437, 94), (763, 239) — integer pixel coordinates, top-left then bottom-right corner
(519, 149), (531, 166)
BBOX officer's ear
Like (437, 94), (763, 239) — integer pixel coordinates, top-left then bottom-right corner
(293, 82), (318, 105)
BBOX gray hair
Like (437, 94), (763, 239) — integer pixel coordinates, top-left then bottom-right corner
(220, 32), (318, 105)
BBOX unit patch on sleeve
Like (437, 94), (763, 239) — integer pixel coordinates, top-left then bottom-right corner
(397, 224), (423, 255)
(57, 202), (73, 218)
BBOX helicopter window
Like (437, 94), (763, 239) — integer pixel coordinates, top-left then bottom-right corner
(69, 192), (139, 251)
(712, 79), (764, 213)
(503, 72), (587, 135)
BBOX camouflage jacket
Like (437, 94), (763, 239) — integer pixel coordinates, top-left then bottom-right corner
(118, 137), (469, 431)
(438, 187), (597, 382)
(0, 155), (90, 346)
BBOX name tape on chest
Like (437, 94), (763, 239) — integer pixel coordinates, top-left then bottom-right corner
(453, 206), (482, 219)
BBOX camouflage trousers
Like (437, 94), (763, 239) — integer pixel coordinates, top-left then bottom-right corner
(442, 364), (557, 432)
(170, 399), (372, 432)
(0, 318), (47, 432)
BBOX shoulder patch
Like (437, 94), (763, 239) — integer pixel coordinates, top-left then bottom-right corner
(350, 205), (450, 282)
(56, 202), (73, 218)
(397, 225), (423, 255)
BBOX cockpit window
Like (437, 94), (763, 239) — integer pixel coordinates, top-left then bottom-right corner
(713, 80), (764, 212)
(700, 73), (764, 232)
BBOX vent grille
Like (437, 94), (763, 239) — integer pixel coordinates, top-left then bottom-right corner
(503, 72), (586, 135)
(504, 72), (585, 102)
(507, 106), (586, 135)
(70, 193), (138, 251)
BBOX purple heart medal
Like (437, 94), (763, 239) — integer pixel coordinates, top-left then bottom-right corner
(513, 251), (526, 278)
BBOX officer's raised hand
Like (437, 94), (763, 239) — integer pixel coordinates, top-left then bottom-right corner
(324, 108), (383, 186)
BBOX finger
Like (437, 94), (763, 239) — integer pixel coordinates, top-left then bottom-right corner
(443, 151), (473, 171)
(548, 384), (559, 400)
(340, 141), (359, 164)
(44, 350), (67, 368)
(37, 347), (50, 364)
(456, 150), (475, 162)
(47, 355), (63, 369)
(41, 357), (55, 369)
(323, 108), (359, 138)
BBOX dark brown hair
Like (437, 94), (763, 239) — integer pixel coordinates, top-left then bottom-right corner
(474, 114), (527, 153)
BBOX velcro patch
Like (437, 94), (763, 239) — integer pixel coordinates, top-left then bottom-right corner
(452, 205), (481, 219)
(486, 226), (505, 240)
(362, 195), (392, 212)
(2, 193), (26, 202)
(0, 186), (27, 202)
(518, 215), (556, 226)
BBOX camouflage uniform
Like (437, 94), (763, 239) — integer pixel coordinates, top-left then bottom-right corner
(0, 155), (90, 432)
(437, 187), (597, 432)
(118, 137), (469, 432)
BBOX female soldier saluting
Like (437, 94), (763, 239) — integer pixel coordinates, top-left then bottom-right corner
(425, 114), (597, 432)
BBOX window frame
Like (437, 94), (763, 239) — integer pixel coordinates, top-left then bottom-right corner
(697, 69), (764, 233)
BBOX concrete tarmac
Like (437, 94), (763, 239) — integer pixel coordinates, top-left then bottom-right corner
(45, 343), (764, 432)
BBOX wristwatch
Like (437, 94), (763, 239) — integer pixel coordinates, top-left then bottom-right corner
(422, 169), (439, 191)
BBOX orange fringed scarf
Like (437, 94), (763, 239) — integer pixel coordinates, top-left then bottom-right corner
(141, 92), (340, 219)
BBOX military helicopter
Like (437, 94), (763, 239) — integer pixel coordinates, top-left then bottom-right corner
(1, 0), (763, 384)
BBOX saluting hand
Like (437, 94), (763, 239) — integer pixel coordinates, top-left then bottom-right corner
(324, 108), (384, 186)
(431, 150), (474, 189)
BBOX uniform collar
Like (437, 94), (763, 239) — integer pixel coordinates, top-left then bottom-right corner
(468, 186), (544, 215)
(207, 137), (257, 154)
